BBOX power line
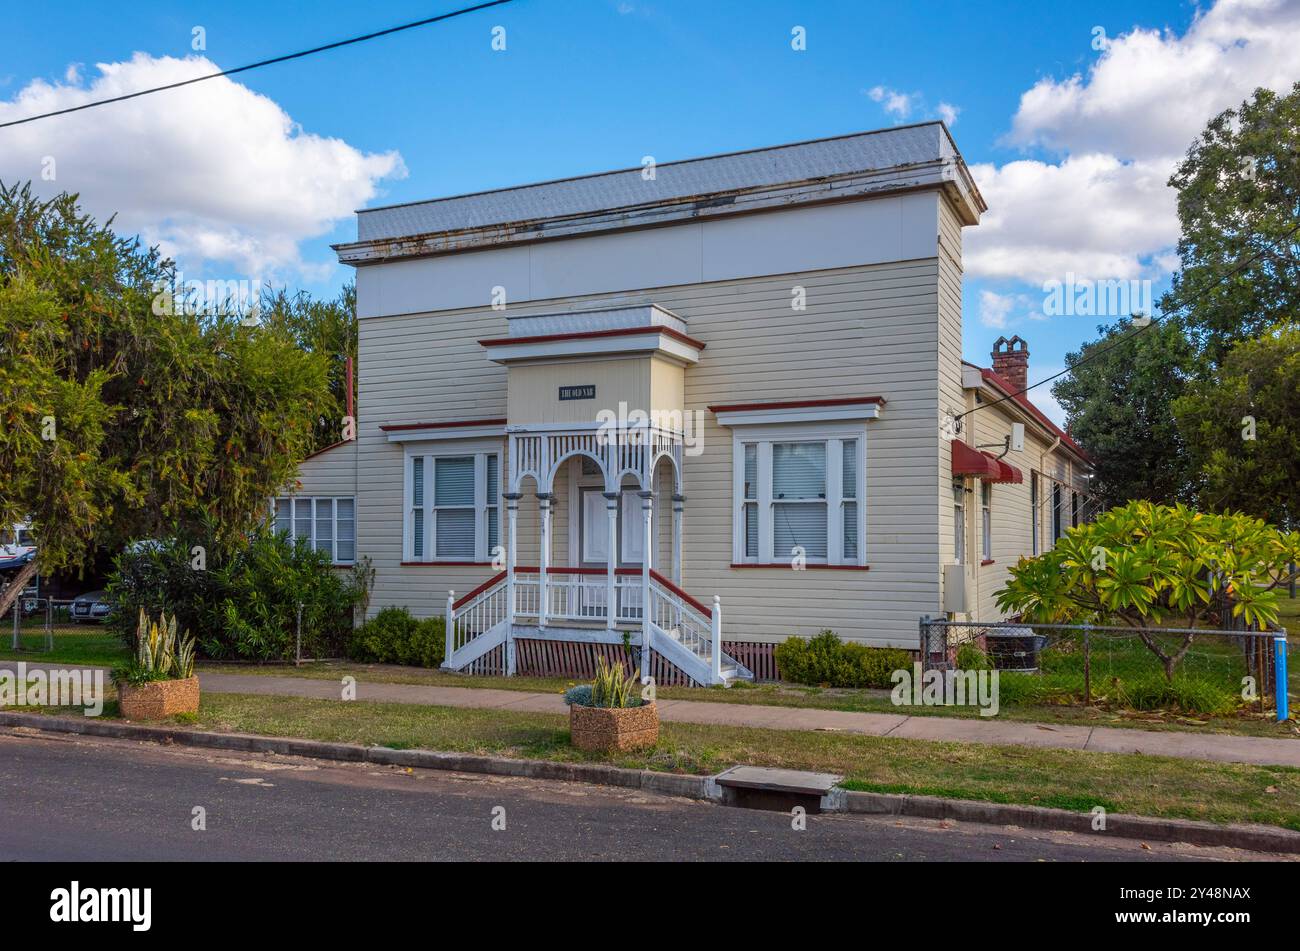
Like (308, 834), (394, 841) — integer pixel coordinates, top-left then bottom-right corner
(957, 218), (1300, 424)
(0, 0), (517, 130)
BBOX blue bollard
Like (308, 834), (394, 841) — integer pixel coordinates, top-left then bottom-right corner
(1276, 636), (1289, 723)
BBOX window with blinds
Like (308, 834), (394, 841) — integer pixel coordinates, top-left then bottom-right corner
(405, 449), (502, 563)
(733, 433), (864, 565)
(772, 442), (827, 559)
(953, 481), (965, 565)
(270, 496), (356, 564)
(486, 454), (499, 555)
(842, 438), (858, 561)
(742, 443), (758, 558)
(981, 482), (992, 561)
(435, 456), (475, 558)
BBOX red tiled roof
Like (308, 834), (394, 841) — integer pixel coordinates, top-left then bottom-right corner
(973, 366), (1092, 464)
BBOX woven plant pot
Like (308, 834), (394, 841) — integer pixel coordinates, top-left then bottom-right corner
(570, 702), (658, 753)
(117, 676), (200, 720)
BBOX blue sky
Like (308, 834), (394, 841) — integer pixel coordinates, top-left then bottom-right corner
(4, 0), (1294, 422)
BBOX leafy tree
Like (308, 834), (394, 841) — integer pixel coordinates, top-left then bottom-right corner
(0, 183), (331, 615)
(1160, 83), (1300, 363)
(258, 284), (357, 451)
(996, 501), (1300, 680)
(1050, 319), (1199, 508)
(1174, 325), (1300, 526)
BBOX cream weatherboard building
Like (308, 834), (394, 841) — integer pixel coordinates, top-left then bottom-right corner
(281, 123), (1092, 685)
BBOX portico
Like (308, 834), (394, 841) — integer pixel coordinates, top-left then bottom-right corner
(441, 304), (750, 686)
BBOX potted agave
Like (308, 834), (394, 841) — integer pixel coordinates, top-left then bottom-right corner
(113, 610), (200, 720)
(564, 656), (658, 753)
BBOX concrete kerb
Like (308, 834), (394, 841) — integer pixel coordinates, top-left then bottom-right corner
(3, 710), (1298, 854)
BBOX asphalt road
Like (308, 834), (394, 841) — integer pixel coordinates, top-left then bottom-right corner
(0, 729), (1276, 862)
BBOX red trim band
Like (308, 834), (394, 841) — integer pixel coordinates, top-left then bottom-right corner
(648, 569), (712, 617)
(402, 561), (497, 567)
(301, 438), (354, 462)
(709, 396), (886, 414)
(729, 563), (870, 571)
(381, 418), (507, 433)
(453, 570), (508, 609)
(478, 325), (706, 350)
(980, 559), (995, 566)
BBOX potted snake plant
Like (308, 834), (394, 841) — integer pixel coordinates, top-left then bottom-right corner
(113, 610), (200, 719)
(564, 656), (658, 753)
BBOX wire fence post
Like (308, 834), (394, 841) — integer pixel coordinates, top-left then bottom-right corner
(918, 615), (930, 674)
(1083, 623), (1091, 705)
(1276, 634), (1289, 723)
(295, 601), (304, 667)
(45, 597), (53, 651)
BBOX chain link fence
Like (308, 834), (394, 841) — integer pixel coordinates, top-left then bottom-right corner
(8, 598), (97, 652)
(920, 616), (1288, 717)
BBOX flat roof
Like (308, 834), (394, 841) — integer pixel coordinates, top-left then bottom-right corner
(350, 121), (985, 245)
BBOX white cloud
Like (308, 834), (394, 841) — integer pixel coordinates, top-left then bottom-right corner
(968, 154), (1177, 284)
(867, 85), (963, 128)
(968, 0), (1300, 283)
(0, 53), (405, 279)
(867, 85), (913, 119)
(979, 290), (1014, 328)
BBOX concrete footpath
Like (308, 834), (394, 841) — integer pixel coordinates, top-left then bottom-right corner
(4, 660), (1299, 768)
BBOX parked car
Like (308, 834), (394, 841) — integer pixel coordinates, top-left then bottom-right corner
(71, 590), (112, 623)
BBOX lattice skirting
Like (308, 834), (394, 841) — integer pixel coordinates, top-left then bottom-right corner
(460, 639), (782, 685)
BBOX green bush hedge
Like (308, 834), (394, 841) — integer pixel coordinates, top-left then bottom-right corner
(107, 530), (360, 661)
(348, 607), (445, 668)
(775, 630), (913, 688)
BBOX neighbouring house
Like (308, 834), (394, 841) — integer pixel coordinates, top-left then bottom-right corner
(282, 122), (1093, 685)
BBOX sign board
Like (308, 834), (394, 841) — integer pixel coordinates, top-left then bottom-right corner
(559, 385), (596, 401)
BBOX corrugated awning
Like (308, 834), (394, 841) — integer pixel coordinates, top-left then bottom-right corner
(992, 458), (1024, 484)
(951, 439), (1024, 483)
(951, 439), (1001, 479)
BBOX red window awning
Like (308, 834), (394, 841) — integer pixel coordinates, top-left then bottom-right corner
(951, 439), (1001, 479)
(992, 458), (1024, 484)
(951, 439), (1023, 483)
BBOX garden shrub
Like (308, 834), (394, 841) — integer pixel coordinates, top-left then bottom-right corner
(775, 630), (913, 688)
(107, 529), (360, 661)
(348, 607), (445, 668)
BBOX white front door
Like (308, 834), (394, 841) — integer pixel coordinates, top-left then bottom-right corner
(580, 488), (609, 566)
(579, 488), (646, 567)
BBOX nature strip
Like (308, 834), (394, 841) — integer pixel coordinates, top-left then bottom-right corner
(3, 710), (1299, 855)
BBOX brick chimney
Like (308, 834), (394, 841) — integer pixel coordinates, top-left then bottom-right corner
(991, 335), (1029, 392)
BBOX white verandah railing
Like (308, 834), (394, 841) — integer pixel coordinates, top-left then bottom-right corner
(446, 566), (736, 684)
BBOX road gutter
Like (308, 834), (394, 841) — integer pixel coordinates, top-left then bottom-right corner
(3, 709), (1298, 854)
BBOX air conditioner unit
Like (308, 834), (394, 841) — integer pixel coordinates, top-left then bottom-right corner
(943, 563), (971, 614)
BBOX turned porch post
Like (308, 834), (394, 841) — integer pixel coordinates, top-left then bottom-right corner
(671, 494), (685, 587)
(604, 491), (619, 629)
(537, 493), (553, 628)
(504, 493), (520, 625)
(639, 490), (654, 682)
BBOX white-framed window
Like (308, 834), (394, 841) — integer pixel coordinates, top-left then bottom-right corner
(405, 447), (503, 563)
(981, 482), (992, 562)
(1030, 471), (1040, 556)
(952, 480), (965, 565)
(271, 497), (356, 565)
(731, 426), (866, 566)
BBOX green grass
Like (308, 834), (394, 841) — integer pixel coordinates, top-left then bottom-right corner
(0, 626), (128, 666)
(162, 692), (1300, 830)
(198, 657), (1300, 738)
